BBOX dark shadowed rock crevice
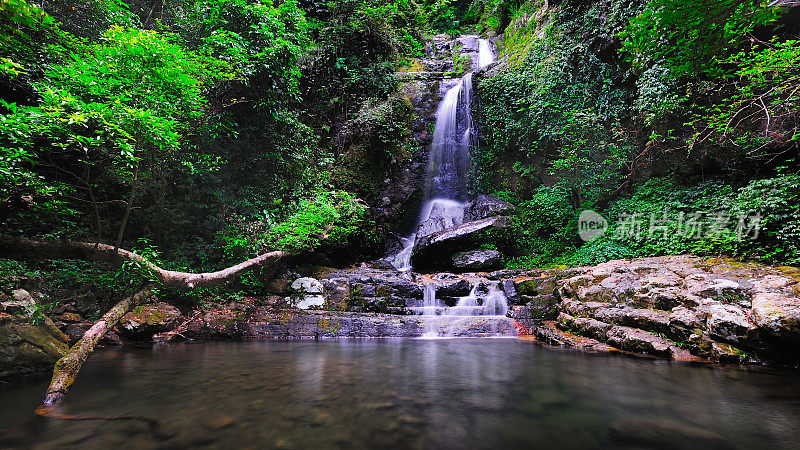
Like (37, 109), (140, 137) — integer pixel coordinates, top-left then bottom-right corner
(411, 215), (514, 271)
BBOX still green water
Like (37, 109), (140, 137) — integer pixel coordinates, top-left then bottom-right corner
(1, 339), (799, 449)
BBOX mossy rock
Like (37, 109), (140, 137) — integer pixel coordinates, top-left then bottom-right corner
(118, 302), (183, 340)
(515, 276), (556, 296)
(0, 322), (69, 381)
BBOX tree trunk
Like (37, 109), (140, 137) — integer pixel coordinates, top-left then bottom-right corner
(43, 284), (154, 407)
(115, 163), (138, 252)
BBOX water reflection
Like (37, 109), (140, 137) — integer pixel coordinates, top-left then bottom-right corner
(1, 340), (800, 448)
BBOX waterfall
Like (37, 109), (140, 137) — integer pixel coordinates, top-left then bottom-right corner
(392, 37), (495, 271)
(478, 39), (494, 69)
(413, 281), (511, 338)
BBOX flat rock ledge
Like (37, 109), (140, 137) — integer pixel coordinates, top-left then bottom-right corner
(153, 309), (517, 341)
(16, 254), (796, 367)
(141, 254), (800, 365)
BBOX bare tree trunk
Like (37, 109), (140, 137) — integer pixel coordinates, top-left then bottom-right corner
(115, 163), (138, 252)
(43, 285), (154, 407)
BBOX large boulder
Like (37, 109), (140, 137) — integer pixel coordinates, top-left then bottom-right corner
(119, 302), (183, 340)
(697, 300), (752, 344)
(452, 249), (503, 272)
(462, 195), (515, 222)
(291, 277), (325, 309)
(416, 199), (464, 238)
(751, 293), (800, 338)
(750, 293), (800, 360)
(411, 215), (513, 271)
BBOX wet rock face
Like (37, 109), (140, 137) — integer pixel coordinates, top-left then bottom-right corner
(452, 249), (503, 271)
(526, 256), (800, 364)
(156, 306), (517, 341)
(411, 215), (513, 272)
(416, 200), (465, 239)
(462, 195), (515, 222)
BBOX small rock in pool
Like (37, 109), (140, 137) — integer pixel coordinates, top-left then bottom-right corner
(203, 416), (234, 430)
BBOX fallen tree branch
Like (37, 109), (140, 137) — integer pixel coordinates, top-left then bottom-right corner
(0, 236), (297, 289)
(43, 284), (154, 407)
(0, 235), (304, 407)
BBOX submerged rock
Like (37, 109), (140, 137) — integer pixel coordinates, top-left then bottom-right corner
(608, 418), (730, 449)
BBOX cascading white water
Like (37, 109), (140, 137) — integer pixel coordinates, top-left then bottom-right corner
(478, 39), (494, 69)
(421, 283), (444, 316)
(446, 284), (509, 317)
(392, 37), (495, 271)
(414, 281), (511, 338)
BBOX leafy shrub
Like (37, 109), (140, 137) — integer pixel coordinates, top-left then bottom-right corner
(219, 190), (370, 259)
(267, 190), (369, 252)
(729, 173), (800, 264)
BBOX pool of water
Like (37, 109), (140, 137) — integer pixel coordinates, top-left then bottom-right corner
(2, 340), (799, 449)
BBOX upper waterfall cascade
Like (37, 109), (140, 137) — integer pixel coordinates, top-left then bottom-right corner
(393, 36), (495, 272)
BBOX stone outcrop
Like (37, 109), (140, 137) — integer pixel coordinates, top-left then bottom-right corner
(5, 254), (800, 369)
(511, 256), (800, 364)
(118, 302), (183, 340)
(153, 304), (516, 341)
(462, 195), (515, 222)
(290, 277), (326, 309)
(452, 249), (503, 271)
(0, 290), (69, 381)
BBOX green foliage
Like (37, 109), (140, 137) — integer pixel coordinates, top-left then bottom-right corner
(699, 39), (800, 152)
(0, 25), (220, 203)
(509, 173), (800, 269)
(620, 0), (782, 77)
(114, 238), (163, 289)
(510, 184), (578, 265)
(475, 1), (635, 196)
(219, 190), (370, 258)
(476, 0), (799, 270)
(0, 0), (56, 54)
(421, 0), (522, 35)
(267, 190), (370, 253)
(728, 172), (800, 264)
(179, 0), (309, 107)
